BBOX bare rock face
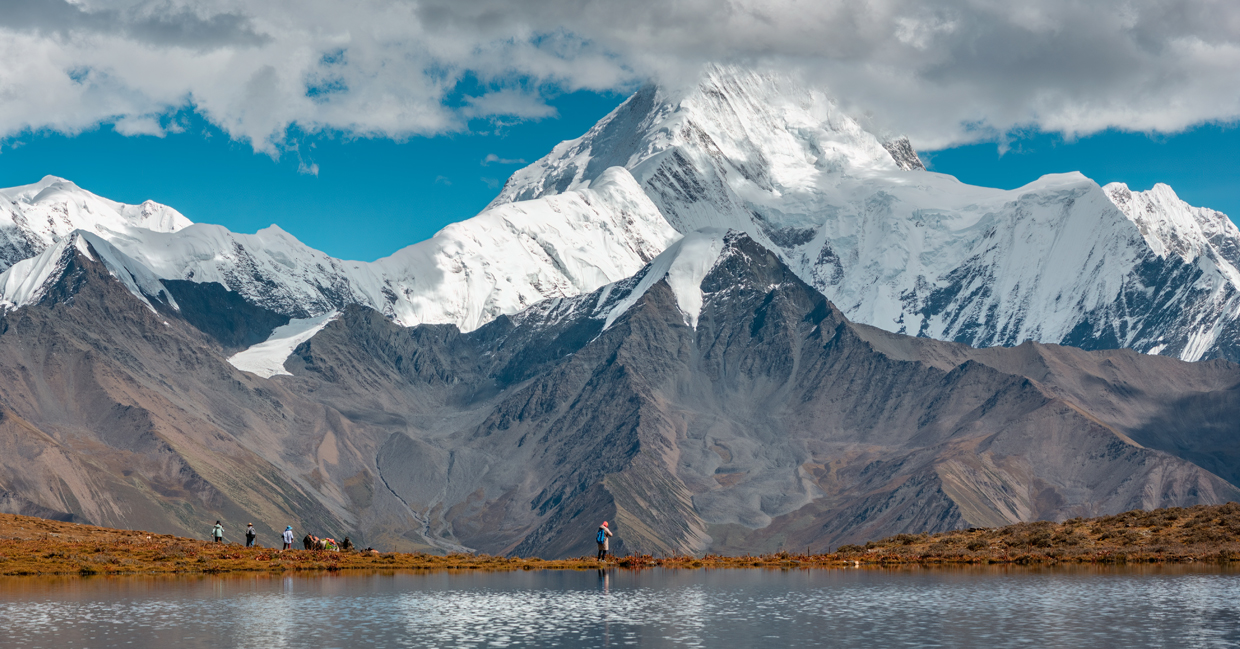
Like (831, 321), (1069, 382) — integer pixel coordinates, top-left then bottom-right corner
(0, 232), (1236, 557)
(882, 137), (926, 171)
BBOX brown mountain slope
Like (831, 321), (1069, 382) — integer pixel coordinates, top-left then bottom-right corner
(283, 232), (1240, 555)
(0, 244), (436, 549)
(0, 232), (1236, 557)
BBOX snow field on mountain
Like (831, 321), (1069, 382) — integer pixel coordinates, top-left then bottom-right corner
(228, 312), (340, 378)
(601, 228), (726, 330)
(369, 167), (679, 331)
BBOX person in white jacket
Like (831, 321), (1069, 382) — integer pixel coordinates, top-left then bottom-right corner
(596, 521), (613, 561)
(282, 526), (295, 550)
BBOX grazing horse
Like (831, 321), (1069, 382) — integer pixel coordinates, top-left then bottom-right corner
(341, 537), (353, 551)
(303, 534), (317, 550)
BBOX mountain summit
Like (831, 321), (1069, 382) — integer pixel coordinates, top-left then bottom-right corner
(493, 65), (1240, 362)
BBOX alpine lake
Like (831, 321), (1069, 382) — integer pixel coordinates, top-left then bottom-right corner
(2, 565), (1239, 648)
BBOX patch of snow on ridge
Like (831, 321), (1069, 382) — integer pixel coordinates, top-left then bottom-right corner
(0, 231), (177, 313)
(603, 229), (726, 330)
(0, 238), (77, 309)
(229, 312), (339, 378)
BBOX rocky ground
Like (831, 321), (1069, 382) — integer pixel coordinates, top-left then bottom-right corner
(3, 504), (1239, 576)
(833, 502), (1240, 564)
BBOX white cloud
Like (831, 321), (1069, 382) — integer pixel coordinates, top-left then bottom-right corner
(0, 0), (1237, 152)
(463, 89), (558, 120)
(482, 153), (527, 165)
(112, 115), (165, 137)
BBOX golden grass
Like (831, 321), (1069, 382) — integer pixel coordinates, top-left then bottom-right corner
(3, 503), (1240, 576)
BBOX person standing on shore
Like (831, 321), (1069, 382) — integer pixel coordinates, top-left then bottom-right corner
(282, 526), (295, 550)
(245, 523), (257, 548)
(212, 521), (224, 543)
(596, 521), (613, 561)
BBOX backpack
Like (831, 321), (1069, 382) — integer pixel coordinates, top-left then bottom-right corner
(597, 528), (606, 543)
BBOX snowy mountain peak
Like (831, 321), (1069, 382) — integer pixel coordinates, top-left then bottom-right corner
(1, 175), (192, 234)
(491, 65), (908, 238)
(0, 176), (192, 273)
(486, 65), (1240, 363)
(1103, 182), (1240, 267)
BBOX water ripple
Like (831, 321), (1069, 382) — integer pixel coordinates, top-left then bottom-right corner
(1, 567), (1238, 648)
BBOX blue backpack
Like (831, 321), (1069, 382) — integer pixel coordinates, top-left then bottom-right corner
(597, 528), (606, 543)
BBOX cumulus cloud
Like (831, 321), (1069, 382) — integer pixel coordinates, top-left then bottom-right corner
(0, 0), (1237, 152)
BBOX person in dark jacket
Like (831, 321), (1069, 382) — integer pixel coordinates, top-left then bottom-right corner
(245, 523), (257, 547)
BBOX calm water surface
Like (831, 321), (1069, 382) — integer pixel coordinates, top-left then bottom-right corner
(2, 566), (1239, 648)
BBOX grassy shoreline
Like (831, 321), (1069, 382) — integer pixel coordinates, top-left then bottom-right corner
(3, 503), (1240, 576)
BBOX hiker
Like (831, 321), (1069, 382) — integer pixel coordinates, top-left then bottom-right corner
(212, 521), (224, 543)
(282, 526), (295, 550)
(245, 523), (257, 548)
(341, 536), (353, 551)
(596, 521), (613, 560)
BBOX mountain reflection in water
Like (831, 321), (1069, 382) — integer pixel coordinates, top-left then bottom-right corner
(2, 566), (1239, 648)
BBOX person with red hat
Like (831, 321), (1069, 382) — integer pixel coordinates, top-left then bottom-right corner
(596, 521), (613, 561)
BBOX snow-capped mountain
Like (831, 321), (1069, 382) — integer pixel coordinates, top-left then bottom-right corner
(0, 168), (676, 332)
(493, 65), (1240, 362)
(2, 65), (1239, 363)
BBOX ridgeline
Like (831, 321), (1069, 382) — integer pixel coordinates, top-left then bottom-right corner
(2, 504), (1239, 576)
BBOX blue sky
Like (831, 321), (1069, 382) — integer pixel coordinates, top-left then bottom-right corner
(2, 87), (1235, 263)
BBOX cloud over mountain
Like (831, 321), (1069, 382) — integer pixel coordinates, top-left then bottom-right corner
(1, 0), (1237, 152)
